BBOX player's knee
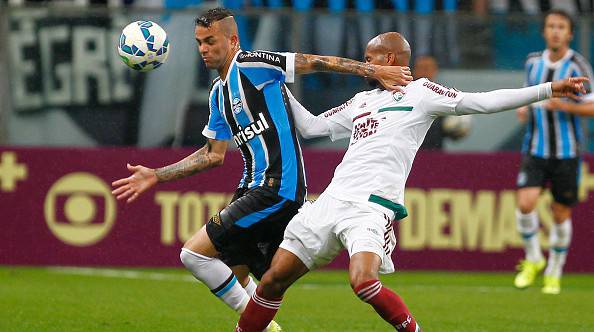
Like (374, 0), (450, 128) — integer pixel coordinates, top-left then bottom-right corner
(179, 249), (195, 270)
(260, 268), (290, 297)
(551, 203), (571, 223)
(349, 271), (377, 292)
(517, 200), (536, 214)
(179, 248), (209, 272)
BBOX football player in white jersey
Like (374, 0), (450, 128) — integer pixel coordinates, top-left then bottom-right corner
(235, 32), (587, 332)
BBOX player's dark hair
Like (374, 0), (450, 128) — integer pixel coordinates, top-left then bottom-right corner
(195, 7), (234, 28)
(543, 9), (574, 33)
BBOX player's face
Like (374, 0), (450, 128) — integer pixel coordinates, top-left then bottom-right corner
(364, 47), (387, 87)
(195, 23), (234, 69)
(543, 14), (573, 51)
(364, 48), (387, 66)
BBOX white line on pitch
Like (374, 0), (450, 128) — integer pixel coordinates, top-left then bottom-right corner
(46, 267), (515, 293)
(46, 267), (197, 283)
(297, 283), (515, 293)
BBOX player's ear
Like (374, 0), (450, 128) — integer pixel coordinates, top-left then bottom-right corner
(231, 35), (240, 49)
(386, 52), (396, 65)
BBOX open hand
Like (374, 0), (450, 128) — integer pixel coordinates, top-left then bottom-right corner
(373, 65), (413, 92)
(111, 163), (158, 203)
(551, 77), (588, 100)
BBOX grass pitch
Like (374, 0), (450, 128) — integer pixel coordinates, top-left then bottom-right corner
(1, 267), (593, 331)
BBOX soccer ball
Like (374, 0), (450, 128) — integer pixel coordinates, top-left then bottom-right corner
(118, 20), (170, 72)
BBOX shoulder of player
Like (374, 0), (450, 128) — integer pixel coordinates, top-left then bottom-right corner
(526, 51), (543, 60)
(567, 51), (594, 83)
(209, 77), (221, 91)
(351, 90), (375, 100)
(570, 51), (593, 70)
(236, 50), (285, 66)
(407, 78), (429, 89)
(524, 51), (542, 66)
(412, 78), (460, 96)
(321, 94), (358, 118)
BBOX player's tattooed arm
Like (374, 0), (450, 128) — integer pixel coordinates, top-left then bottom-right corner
(294, 53), (412, 90)
(112, 140), (227, 203)
(155, 140), (227, 182)
(295, 53), (376, 76)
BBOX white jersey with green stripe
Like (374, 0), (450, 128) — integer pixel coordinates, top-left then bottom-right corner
(310, 78), (464, 205)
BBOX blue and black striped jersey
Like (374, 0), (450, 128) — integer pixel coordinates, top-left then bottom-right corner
(522, 49), (594, 159)
(202, 50), (306, 203)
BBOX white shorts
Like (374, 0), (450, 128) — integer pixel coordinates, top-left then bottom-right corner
(280, 192), (397, 274)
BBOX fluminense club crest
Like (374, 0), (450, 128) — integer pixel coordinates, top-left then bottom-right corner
(393, 92), (405, 102)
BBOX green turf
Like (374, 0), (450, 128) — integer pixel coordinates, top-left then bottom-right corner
(1, 267), (593, 331)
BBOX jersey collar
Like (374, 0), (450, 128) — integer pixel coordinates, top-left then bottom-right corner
(542, 48), (574, 69)
(221, 50), (241, 84)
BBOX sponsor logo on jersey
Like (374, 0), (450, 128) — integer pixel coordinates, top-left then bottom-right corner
(232, 97), (243, 114)
(238, 51), (281, 64)
(324, 98), (354, 117)
(422, 81), (458, 98)
(210, 214), (222, 225)
(233, 113), (271, 146)
(351, 117), (379, 144)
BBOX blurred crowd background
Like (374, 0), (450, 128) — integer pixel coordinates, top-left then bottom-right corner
(2, 0), (594, 152)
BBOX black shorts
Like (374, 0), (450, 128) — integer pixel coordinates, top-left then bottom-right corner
(516, 156), (579, 206)
(205, 186), (302, 280)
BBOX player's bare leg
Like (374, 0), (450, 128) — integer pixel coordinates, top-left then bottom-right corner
(236, 248), (309, 332)
(551, 202), (571, 223)
(514, 187), (545, 289)
(231, 264), (262, 309)
(543, 202), (573, 294)
(183, 225), (219, 256)
(516, 187), (541, 214)
(180, 225), (253, 313)
(350, 252), (420, 332)
(231, 265), (254, 289)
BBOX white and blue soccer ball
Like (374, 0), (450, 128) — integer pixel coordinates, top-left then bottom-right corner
(118, 20), (170, 72)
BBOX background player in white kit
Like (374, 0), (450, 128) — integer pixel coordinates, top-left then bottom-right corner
(235, 32), (587, 332)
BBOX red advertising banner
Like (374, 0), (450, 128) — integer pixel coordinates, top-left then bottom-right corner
(1, 147), (593, 272)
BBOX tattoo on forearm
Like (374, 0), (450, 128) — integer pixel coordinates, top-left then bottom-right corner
(155, 143), (214, 182)
(296, 54), (376, 77)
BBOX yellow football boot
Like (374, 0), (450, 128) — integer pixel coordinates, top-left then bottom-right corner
(542, 276), (561, 295)
(514, 259), (546, 289)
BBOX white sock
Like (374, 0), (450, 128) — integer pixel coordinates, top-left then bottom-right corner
(516, 210), (543, 262)
(180, 248), (249, 313)
(244, 276), (257, 297)
(544, 219), (572, 278)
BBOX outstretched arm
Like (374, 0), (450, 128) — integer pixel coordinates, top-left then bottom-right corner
(455, 77), (588, 115)
(155, 139), (227, 181)
(295, 53), (412, 91)
(111, 139), (228, 203)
